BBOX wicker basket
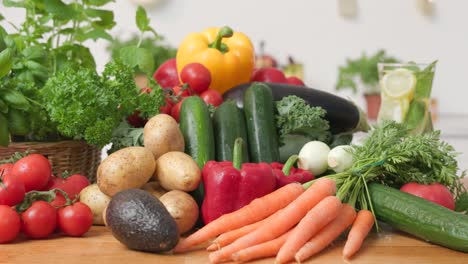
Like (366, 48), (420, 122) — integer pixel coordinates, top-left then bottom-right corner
(0, 141), (101, 182)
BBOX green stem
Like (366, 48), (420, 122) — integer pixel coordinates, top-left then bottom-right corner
(282, 155), (298, 176)
(208, 26), (233, 53)
(233, 137), (243, 170)
(137, 33), (143, 48)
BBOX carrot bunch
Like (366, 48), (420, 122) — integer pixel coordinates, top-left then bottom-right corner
(174, 178), (375, 263)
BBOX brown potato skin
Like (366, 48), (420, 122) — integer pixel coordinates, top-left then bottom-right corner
(141, 181), (167, 199)
(160, 190), (199, 234)
(97, 146), (155, 196)
(79, 184), (111, 225)
(144, 114), (184, 160)
(154, 151), (201, 192)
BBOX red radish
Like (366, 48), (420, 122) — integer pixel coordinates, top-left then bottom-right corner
(180, 63), (212, 94)
(400, 182), (455, 210)
(153, 58), (180, 88)
(251, 67), (287, 83)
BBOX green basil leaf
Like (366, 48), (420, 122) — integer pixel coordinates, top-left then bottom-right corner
(44, 0), (78, 21)
(0, 48), (13, 78)
(119, 46), (154, 74)
(136, 6), (151, 33)
(54, 44), (96, 70)
(1, 90), (30, 111)
(0, 99), (8, 113)
(85, 8), (115, 29)
(76, 28), (112, 42)
(3, 0), (27, 8)
(84, 0), (114, 7)
(22, 46), (47, 61)
(0, 113), (9, 147)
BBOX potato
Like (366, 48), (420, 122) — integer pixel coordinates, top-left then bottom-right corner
(144, 114), (184, 160)
(97, 146), (155, 196)
(79, 184), (111, 225)
(160, 190), (199, 234)
(141, 181), (167, 199)
(155, 151), (201, 191)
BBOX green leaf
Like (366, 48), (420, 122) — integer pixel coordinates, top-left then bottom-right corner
(84, 0), (114, 7)
(119, 46), (154, 74)
(455, 191), (468, 214)
(0, 48), (13, 78)
(0, 113), (9, 147)
(3, 0), (27, 8)
(0, 99), (8, 113)
(22, 46), (47, 61)
(1, 90), (30, 111)
(85, 8), (115, 29)
(76, 28), (113, 42)
(136, 6), (151, 33)
(44, 0), (78, 21)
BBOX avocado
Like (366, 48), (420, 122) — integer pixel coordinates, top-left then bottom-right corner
(106, 189), (179, 253)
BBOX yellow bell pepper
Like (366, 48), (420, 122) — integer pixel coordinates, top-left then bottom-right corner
(176, 26), (255, 94)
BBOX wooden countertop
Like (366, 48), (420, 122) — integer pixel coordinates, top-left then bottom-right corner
(2, 178), (468, 264)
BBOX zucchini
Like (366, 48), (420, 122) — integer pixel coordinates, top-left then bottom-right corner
(179, 96), (216, 168)
(179, 96), (215, 209)
(243, 83), (280, 163)
(224, 82), (369, 134)
(213, 101), (250, 162)
(369, 183), (468, 252)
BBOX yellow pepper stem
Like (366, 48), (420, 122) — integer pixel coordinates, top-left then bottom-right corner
(208, 26), (234, 53)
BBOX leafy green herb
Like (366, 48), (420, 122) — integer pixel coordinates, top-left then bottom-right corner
(336, 50), (399, 94)
(41, 60), (164, 147)
(109, 121), (144, 154)
(275, 95), (331, 145)
(304, 121), (466, 215)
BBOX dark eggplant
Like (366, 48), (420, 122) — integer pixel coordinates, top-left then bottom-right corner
(223, 82), (369, 134)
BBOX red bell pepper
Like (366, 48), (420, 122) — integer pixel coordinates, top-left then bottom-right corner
(201, 138), (277, 224)
(271, 155), (314, 188)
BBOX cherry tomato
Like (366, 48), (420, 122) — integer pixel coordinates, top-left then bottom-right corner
(180, 63), (212, 94)
(49, 174), (90, 200)
(0, 205), (21, 243)
(140, 87), (152, 94)
(400, 182), (455, 210)
(159, 96), (174, 115)
(50, 192), (67, 208)
(251, 67), (288, 83)
(286, 76), (305, 86)
(200, 89), (223, 107)
(58, 202), (93, 237)
(11, 154), (51, 192)
(0, 163), (14, 178)
(171, 99), (184, 123)
(172, 85), (191, 98)
(127, 111), (147, 128)
(21, 201), (57, 239)
(0, 173), (25, 206)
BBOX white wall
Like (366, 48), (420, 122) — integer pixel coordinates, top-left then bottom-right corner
(2, 0), (468, 114)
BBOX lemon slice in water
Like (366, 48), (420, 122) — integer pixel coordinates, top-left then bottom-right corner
(378, 95), (411, 123)
(381, 68), (416, 100)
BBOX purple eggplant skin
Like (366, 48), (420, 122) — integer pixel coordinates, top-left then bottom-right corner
(222, 82), (369, 134)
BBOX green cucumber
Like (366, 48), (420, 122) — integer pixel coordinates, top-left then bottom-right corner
(179, 96), (215, 209)
(243, 82), (280, 163)
(213, 101), (249, 163)
(369, 183), (468, 252)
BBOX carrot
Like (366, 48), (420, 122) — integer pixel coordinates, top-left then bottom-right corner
(208, 178), (336, 263)
(275, 196), (342, 264)
(294, 204), (357, 263)
(173, 182), (304, 253)
(231, 230), (292, 262)
(342, 209), (375, 259)
(207, 209), (283, 251)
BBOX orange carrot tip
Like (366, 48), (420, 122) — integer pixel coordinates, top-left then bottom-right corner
(342, 209), (375, 259)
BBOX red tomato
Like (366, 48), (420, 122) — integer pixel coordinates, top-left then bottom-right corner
(159, 97), (174, 115)
(0, 205), (21, 243)
(200, 89), (223, 107)
(21, 201), (57, 239)
(251, 67), (287, 83)
(286, 76), (305, 86)
(180, 63), (212, 94)
(400, 182), (455, 210)
(127, 110), (147, 128)
(50, 192), (67, 208)
(49, 174), (90, 200)
(11, 154), (51, 192)
(171, 99), (184, 123)
(140, 87), (152, 94)
(172, 85), (192, 98)
(0, 163), (14, 178)
(58, 202), (93, 237)
(0, 173), (25, 206)
(153, 58), (180, 89)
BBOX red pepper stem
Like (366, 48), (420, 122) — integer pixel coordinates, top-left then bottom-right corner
(208, 26), (233, 53)
(282, 155), (299, 176)
(233, 137), (243, 170)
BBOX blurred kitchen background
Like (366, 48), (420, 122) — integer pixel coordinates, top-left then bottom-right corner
(1, 0), (467, 169)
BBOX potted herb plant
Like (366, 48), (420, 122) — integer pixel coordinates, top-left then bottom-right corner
(335, 50), (399, 119)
